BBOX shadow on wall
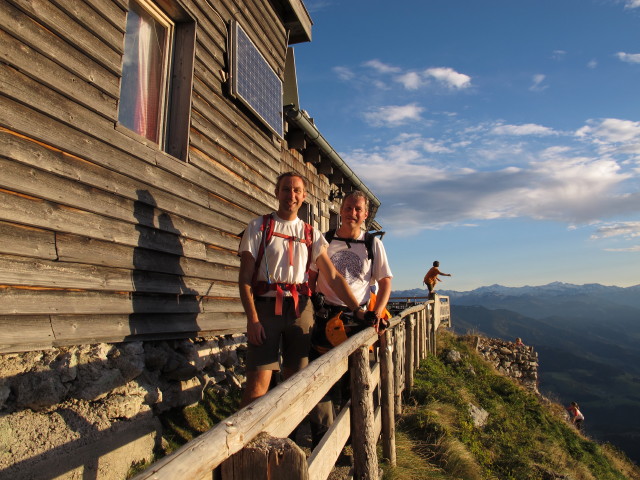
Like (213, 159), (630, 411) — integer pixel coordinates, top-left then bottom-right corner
(0, 191), (208, 479)
(130, 190), (200, 338)
(0, 405), (160, 480)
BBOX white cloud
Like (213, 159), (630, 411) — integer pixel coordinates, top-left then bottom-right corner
(530, 74), (548, 92)
(422, 139), (453, 154)
(552, 50), (567, 60)
(491, 123), (557, 136)
(342, 129), (639, 235)
(363, 59), (401, 74)
(587, 59), (598, 69)
(393, 67), (472, 91)
(424, 67), (472, 89)
(576, 118), (640, 143)
(604, 245), (640, 252)
(333, 66), (355, 81)
(362, 104), (424, 127)
(395, 72), (422, 90)
(591, 221), (640, 239)
(616, 52), (640, 63)
(623, 0), (640, 9)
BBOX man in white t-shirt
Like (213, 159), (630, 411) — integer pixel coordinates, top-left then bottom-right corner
(308, 190), (393, 444)
(238, 172), (365, 407)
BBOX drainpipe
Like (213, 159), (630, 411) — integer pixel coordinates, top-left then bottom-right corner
(283, 105), (381, 225)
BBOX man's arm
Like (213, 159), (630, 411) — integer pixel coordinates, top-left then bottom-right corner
(239, 251), (266, 345)
(308, 269), (319, 293)
(374, 276), (392, 319)
(315, 251), (362, 313)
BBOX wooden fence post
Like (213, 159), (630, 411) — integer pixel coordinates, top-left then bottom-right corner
(420, 308), (427, 361)
(424, 305), (431, 357)
(221, 433), (308, 480)
(432, 313), (437, 354)
(380, 330), (396, 466)
(431, 312), (436, 354)
(393, 326), (404, 415)
(413, 312), (420, 369)
(404, 315), (414, 396)
(413, 312), (422, 362)
(350, 346), (379, 480)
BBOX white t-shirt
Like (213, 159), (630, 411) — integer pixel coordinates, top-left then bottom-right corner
(312, 232), (393, 306)
(239, 213), (328, 296)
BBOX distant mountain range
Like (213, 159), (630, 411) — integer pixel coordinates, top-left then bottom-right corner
(391, 283), (640, 463)
(392, 282), (640, 315)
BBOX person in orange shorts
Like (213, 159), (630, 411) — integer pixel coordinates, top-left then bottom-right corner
(423, 260), (452, 296)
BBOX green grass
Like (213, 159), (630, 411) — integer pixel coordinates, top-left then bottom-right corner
(383, 331), (640, 480)
(126, 387), (242, 478)
(160, 387), (242, 452)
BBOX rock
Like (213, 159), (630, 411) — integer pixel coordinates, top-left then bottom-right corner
(165, 377), (204, 409)
(226, 371), (243, 389)
(0, 385), (11, 410)
(15, 371), (67, 411)
(221, 349), (239, 368)
(101, 393), (146, 420)
(144, 343), (170, 371)
(444, 349), (462, 364)
(164, 364), (199, 381)
(111, 346), (145, 382)
(468, 403), (489, 428)
(75, 368), (125, 401)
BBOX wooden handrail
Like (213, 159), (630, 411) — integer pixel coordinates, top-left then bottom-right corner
(132, 296), (450, 480)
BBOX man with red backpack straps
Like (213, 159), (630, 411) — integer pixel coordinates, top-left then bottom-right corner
(238, 172), (365, 407)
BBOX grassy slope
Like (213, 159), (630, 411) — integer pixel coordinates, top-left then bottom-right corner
(383, 331), (640, 480)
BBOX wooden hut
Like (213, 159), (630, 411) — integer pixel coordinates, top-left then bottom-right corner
(0, 0), (380, 354)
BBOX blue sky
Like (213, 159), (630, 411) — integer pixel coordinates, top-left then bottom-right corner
(293, 0), (640, 291)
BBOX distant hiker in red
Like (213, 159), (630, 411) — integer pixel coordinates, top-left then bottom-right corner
(238, 172), (365, 407)
(567, 401), (584, 430)
(423, 261), (452, 295)
(515, 337), (524, 347)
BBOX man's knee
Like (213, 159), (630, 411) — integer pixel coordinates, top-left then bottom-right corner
(241, 370), (272, 406)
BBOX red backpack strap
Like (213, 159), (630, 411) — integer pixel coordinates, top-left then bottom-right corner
(251, 214), (274, 288)
(304, 222), (314, 273)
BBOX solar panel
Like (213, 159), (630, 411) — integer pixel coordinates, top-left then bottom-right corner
(230, 21), (283, 138)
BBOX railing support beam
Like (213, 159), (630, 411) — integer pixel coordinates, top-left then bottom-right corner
(380, 330), (396, 465)
(351, 346), (379, 479)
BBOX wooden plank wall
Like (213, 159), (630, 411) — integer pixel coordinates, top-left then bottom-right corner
(0, 0), (303, 352)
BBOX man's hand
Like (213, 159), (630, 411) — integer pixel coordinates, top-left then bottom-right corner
(247, 320), (266, 345)
(376, 317), (389, 334)
(363, 310), (379, 327)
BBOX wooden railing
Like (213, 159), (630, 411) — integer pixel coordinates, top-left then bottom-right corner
(133, 295), (451, 480)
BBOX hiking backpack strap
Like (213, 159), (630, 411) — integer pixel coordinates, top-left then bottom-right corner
(251, 215), (314, 316)
(251, 214), (275, 288)
(303, 222), (314, 272)
(324, 229), (376, 265)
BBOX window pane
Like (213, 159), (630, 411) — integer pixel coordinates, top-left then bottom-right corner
(119, 1), (169, 144)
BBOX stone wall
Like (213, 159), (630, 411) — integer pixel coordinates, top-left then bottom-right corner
(0, 334), (247, 479)
(474, 337), (539, 394)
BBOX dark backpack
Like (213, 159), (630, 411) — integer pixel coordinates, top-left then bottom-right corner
(324, 229), (384, 270)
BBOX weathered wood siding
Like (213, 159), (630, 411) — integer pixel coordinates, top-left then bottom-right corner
(0, 0), (308, 352)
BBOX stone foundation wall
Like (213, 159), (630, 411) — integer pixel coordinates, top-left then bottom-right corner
(0, 334), (248, 479)
(474, 337), (539, 393)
